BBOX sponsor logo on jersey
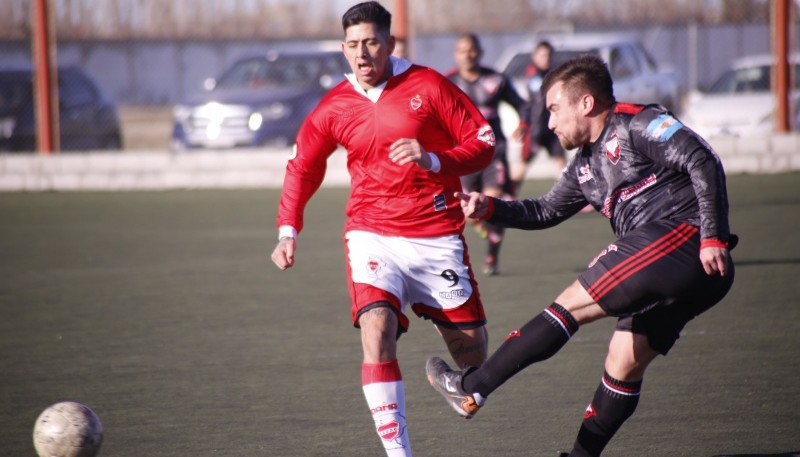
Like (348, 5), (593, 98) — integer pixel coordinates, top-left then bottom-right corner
(646, 114), (683, 142)
(605, 130), (621, 164)
(477, 124), (496, 146)
(599, 174), (657, 218)
(578, 164), (594, 183)
(377, 419), (401, 441)
(618, 173), (657, 202)
(433, 193), (447, 211)
(409, 94), (422, 111)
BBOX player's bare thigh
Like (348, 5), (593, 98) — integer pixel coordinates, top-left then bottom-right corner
(359, 307), (399, 364)
(554, 279), (607, 325)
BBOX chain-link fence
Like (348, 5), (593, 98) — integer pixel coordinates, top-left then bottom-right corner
(0, 0), (797, 152)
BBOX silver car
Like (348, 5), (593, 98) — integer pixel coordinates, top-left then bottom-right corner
(681, 53), (800, 138)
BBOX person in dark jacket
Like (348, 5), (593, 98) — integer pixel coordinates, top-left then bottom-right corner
(512, 40), (566, 193)
(446, 33), (529, 275)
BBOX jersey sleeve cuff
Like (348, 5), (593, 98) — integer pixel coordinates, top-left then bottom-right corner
(477, 197), (496, 222)
(700, 238), (727, 249)
(278, 225), (297, 240)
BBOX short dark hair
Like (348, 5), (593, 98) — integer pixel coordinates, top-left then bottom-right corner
(342, 1), (392, 38)
(541, 54), (615, 108)
(457, 33), (483, 52)
(534, 40), (553, 54)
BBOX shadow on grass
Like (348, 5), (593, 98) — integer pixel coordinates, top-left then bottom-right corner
(712, 452), (800, 457)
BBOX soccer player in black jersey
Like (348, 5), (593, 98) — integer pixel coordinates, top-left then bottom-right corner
(426, 54), (736, 456)
(446, 33), (530, 275)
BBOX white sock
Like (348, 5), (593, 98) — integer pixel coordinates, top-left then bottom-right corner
(362, 360), (412, 457)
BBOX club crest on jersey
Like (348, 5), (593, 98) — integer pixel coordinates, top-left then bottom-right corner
(409, 94), (422, 111)
(481, 75), (502, 95)
(605, 130), (621, 164)
(647, 113), (683, 142)
(578, 164), (594, 183)
(477, 124), (496, 146)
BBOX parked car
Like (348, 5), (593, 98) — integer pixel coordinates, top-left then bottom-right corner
(497, 33), (681, 111)
(171, 48), (349, 150)
(0, 66), (122, 152)
(680, 53), (800, 138)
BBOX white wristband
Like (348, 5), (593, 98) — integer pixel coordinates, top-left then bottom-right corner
(428, 152), (441, 173)
(278, 225), (297, 240)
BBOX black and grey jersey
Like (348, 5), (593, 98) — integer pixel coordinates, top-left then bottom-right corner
(490, 103), (731, 242)
(446, 66), (529, 143)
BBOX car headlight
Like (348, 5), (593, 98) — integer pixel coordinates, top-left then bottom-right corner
(249, 102), (291, 131)
(248, 112), (263, 131)
(0, 117), (15, 139)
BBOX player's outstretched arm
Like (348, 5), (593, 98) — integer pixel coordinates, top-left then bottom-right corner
(454, 191), (491, 220)
(271, 237), (297, 271)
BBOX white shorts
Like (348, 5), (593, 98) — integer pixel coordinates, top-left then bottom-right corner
(344, 230), (486, 332)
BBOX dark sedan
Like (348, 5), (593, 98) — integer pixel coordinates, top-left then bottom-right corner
(0, 66), (122, 152)
(171, 49), (349, 150)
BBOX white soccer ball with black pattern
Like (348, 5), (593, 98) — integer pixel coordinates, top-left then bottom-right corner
(32, 401), (103, 457)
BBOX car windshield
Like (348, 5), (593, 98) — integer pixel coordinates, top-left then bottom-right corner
(708, 65), (771, 94)
(0, 75), (32, 113)
(708, 63), (800, 94)
(504, 49), (598, 79)
(215, 54), (324, 90)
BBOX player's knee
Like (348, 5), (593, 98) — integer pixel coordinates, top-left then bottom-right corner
(605, 334), (657, 380)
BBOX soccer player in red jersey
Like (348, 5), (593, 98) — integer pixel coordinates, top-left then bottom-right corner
(271, 2), (496, 456)
(426, 54), (737, 456)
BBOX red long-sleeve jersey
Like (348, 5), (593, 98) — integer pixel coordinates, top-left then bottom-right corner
(277, 62), (495, 237)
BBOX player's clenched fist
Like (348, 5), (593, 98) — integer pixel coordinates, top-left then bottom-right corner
(454, 191), (490, 220)
(271, 237), (296, 270)
(388, 138), (432, 170)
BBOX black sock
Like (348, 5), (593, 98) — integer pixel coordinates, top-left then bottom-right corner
(486, 223), (504, 258)
(462, 303), (578, 397)
(568, 372), (642, 457)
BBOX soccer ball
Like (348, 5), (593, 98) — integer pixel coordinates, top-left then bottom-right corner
(32, 401), (103, 457)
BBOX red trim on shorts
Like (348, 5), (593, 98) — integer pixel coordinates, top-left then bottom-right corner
(350, 283), (409, 331)
(411, 292), (486, 328)
(362, 360), (402, 385)
(587, 223), (698, 301)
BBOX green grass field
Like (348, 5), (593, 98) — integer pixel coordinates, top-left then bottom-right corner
(1, 173), (799, 456)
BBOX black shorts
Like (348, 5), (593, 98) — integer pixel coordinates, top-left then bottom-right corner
(461, 140), (510, 193)
(578, 220), (735, 355)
